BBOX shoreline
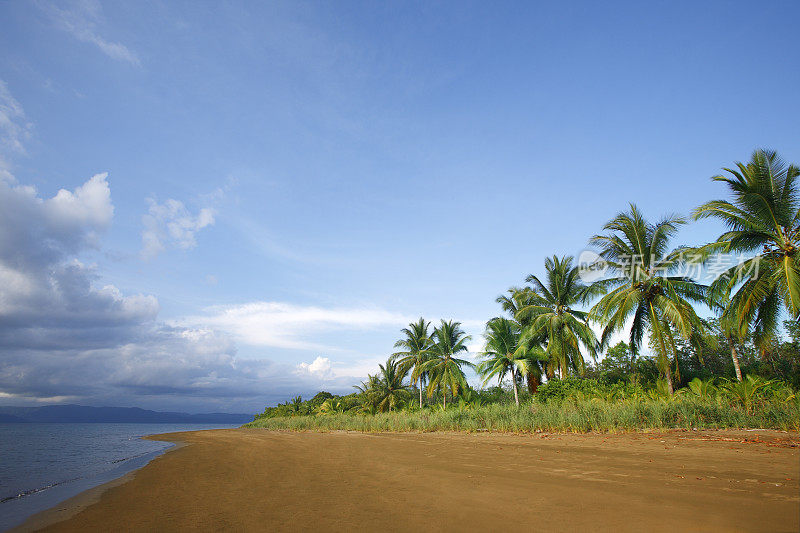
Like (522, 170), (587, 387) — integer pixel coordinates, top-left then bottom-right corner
(10, 437), (187, 533)
(14, 428), (800, 532)
(4, 436), (184, 533)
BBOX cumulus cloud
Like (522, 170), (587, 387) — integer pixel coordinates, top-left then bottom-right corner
(0, 174), (247, 410)
(178, 302), (412, 351)
(0, 173), (114, 269)
(0, 172), (372, 411)
(140, 198), (215, 259)
(296, 356), (334, 380)
(40, 0), (141, 66)
(0, 174), (154, 344)
(0, 84), (330, 411)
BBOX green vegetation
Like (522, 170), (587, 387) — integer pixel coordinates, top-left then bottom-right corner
(249, 150), (800, 433)
(246, 382), (798, 432)
(589, 205), (710, 394)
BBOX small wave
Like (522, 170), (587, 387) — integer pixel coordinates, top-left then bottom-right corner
(1, 448), (165, 503)
(0, 476), (82, 504)
(109, 449), (155, 464)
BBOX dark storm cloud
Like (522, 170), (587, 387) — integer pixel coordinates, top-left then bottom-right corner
(0, 174), (352, 412)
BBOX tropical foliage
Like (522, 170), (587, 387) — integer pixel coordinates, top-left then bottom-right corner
(355, 359), (411, 413)
(252, 149), (800, 432)
(391, 318), (432, 407)
(420, 320), (473, 408)
(477, 317), (538, 406)
(588, 204), (710, 394)
(515, 255), (599, 378)
(694, 149), (800, 348)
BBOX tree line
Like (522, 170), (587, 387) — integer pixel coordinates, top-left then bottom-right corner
(259, 149), (800, 417)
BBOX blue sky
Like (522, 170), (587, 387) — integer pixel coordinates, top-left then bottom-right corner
(0, 0), (797, 412)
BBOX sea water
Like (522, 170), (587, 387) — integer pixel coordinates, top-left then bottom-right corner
(0, 423), (239, 531)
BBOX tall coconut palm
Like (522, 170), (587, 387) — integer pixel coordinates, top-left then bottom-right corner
(693, 149), (800, 349)
(477, 317), (542, 406)
(516, 255), (600, 378)
(589, 204), (710, 394)
(420, 320), (473, 409)
(497, 288), (546, 391)
(392, 318), (432, 407)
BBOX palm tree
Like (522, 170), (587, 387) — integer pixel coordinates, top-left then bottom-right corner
(354, 374), (381, 411)
(715, 299), (745, 382)
(420, 320), (473, 409)
(496, 288), (545, 392)
(392, 318), (432, 408)
(589, 204), (710, 394)
(356, 359), (410, 413)
(374, 359), (410, 412)
(693, 149), (800, 350)
(316, 398), (345, 415)
(478, 317), (540, 406)
(290, 395), (303, 414)
(516, 255), (600, 378)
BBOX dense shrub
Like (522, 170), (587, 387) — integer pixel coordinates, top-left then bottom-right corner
(245, 396), (799, 433)
(535, 377), (645, 402)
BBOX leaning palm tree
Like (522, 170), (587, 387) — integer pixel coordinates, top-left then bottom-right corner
(588, 204), (710, 394)
(392, 318), (433, 407)
(478, 317), (541, 406)
(516, 255), (600, 378)
(420, 320), (473, 409)
(693, 149), (800, 349)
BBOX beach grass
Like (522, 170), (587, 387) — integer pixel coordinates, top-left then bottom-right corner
(244, 398), (800, 433)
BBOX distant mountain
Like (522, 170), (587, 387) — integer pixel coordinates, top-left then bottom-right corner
(0, 413), (29, 423)
(0, 405), (253, 424)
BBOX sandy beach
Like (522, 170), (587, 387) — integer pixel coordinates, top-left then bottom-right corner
(15, 429), (800, 532)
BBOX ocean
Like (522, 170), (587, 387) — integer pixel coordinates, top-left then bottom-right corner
(0, 423), (240, 531)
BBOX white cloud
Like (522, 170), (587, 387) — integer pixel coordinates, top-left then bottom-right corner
(0, 172), (113, 267)
(0, 172), (364, 411)
(40, 0), (141, 66)
(296, 356), (333, 380)
(0, 173), (155, 336)
(178, 301), (412, 351)
(47, 172), (114, 232)
(141, 198), (215, 259)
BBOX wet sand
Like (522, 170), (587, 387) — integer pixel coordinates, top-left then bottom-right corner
(16, 429), (800, 532)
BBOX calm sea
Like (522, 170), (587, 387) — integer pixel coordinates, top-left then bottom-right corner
(0, 423), (240, 531)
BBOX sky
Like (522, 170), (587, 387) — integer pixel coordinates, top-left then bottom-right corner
(0, 0), (797, 413)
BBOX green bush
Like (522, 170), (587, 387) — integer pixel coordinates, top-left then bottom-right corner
(535, 377), (646, 402)
(245, 395), (799, 433)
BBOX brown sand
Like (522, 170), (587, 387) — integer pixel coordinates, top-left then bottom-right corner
(16, 429), (800, 532)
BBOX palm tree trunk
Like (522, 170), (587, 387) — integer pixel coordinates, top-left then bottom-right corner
(511, 368), (519, 407)
(443, 389), (447, 410)
(419, 382), (424, 407)
(526, 372), (540, 394)
(649, 305), (674, 395)
(664, 366), (674, 395)
(730, 341), (743, 382)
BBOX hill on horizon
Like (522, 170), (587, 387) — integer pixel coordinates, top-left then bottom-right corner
(0, 404), (253, 424)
